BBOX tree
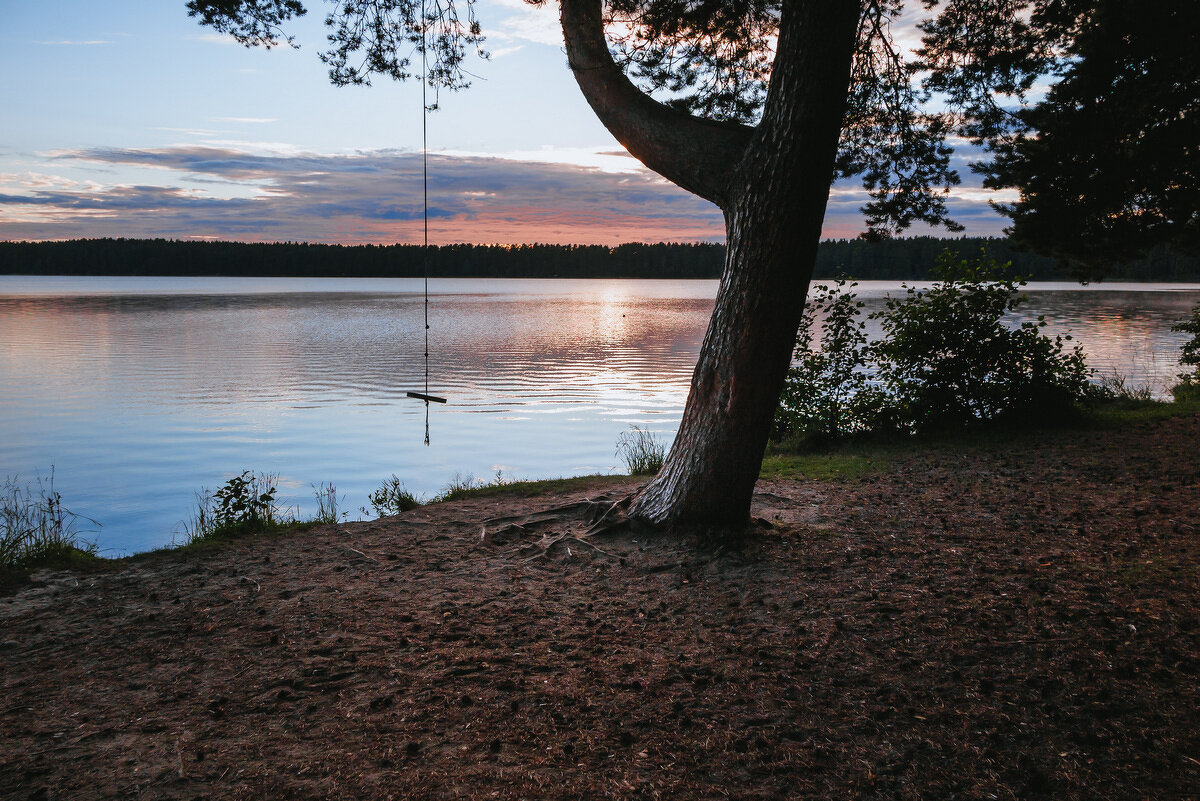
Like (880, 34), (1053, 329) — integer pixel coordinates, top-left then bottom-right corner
(185, 0), (1189, 533)
(921, 0), (1200, 268)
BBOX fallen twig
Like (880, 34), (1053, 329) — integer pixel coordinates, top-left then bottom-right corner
(343, 546), (380, 564)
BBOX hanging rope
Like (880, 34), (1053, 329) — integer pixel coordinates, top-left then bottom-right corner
(421, 1), (431, 447)
(406, 0), (447, 442)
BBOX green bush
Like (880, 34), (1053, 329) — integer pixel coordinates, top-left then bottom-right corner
(873, 251), (1095, 431)
(1171, 302), (1200, 399)
(773, 280), (883, 443)
(365, 474), (423, 517)
(774, 250), (1099, 441)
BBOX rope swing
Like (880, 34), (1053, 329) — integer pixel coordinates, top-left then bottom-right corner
(406, 2), (447, 444)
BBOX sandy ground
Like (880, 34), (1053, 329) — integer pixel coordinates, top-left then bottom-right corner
(2, 415), (1199, 800)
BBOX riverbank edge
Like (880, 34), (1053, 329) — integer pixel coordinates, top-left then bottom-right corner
(5, 396), (1197, 591)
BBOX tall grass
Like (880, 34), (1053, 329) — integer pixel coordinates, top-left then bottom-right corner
(312, 481), (346, 525)
(1, 470), (98, 569)
(616, 425), (666, 475)
(1096, 373), (1157, 403)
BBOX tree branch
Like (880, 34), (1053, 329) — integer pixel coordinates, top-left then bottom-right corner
(559, 0), (754, 209)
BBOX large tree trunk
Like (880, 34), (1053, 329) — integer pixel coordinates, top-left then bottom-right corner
(560, 0), (861, 530)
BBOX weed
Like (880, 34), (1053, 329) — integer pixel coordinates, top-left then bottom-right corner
(365, 474), (423, 517)
(1, 470), (99, 570)
(181, 471), (288, 544)
(1096, 373), (1156, 403)
(616, 425), (666, 475)
(312, 481), (347, 525)
(436, 472), (486, 502)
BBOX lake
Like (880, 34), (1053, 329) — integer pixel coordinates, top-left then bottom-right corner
(2, 276), (1198, 556)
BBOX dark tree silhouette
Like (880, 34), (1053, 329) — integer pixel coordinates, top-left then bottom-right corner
(920, 0), (1200, 269)
(186, 0), (1188, 532)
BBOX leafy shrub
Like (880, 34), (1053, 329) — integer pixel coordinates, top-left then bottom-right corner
(774, 250), (1099, 441)
(1, 470), (98, 569)
(1172, 376), (1200, 403)
(1171, 302), (1200, 401)
(365, 474), (423, 517)
(183, 470), (286, 543)
(616, 425), (666, 475)
(872, 251), (1095, 431)
(773, 280), (884, 443)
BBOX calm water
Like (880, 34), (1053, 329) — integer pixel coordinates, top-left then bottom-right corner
(2, 276), (1198, 556)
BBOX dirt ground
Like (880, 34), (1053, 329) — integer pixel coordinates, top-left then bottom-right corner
(2, 415), (1199, 800)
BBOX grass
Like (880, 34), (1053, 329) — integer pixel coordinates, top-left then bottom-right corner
(760, 451), (881, 481)
(1096, 373), (1157, 404)
(1087, 393), (1200, 426)
(616, 425), (666, 475)
(434, 473), (630, 502)
(1, 471), (99, 573)
(1, 471), (100, 592)
(312, 481), (346, 525)
(7, 390), (1198, 577)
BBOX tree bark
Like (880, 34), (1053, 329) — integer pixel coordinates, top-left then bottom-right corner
(560, 0), (862, 530)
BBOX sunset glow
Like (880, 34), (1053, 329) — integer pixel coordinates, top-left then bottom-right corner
(0, 0), (1009, 246)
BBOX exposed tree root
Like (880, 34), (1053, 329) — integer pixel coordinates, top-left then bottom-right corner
(478, 492), (644, 562)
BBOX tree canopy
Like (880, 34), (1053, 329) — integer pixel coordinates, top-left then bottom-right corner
(964, 1), (1200, 267)
(188, 0), (1198, 271)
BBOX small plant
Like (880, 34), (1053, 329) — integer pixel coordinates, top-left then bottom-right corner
(182, 471), (286, 543)
(312, 481), (347, 525)
(1, 470), (98, 570)
(773, 280), (883, 443)
(365, 474), (423, 517)
(1097, 373), (1156, 404)
(436, 472), (485, 502)
(1171, 302), (1200, 401)
(616, 425), (666, 475)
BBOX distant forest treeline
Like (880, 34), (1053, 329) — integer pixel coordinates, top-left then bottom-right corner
(2, 237), (1198, 281)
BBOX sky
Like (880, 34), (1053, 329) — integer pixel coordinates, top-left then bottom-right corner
(0, 0), (1012, 246)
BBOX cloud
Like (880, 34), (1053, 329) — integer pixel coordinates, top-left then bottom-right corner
(34, 40), (111, 46)
(488, 45), (525, 59)
(2, 143), (1010, 244)
(1, 145), (726, 244)
(487, 0), (563, 48)
(211, 117), (279, 124)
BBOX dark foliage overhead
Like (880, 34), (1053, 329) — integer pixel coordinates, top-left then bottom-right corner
(185, 0), (307, 48)
(979, 2), (1199, 265)
(184, 0), (1199, 268)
